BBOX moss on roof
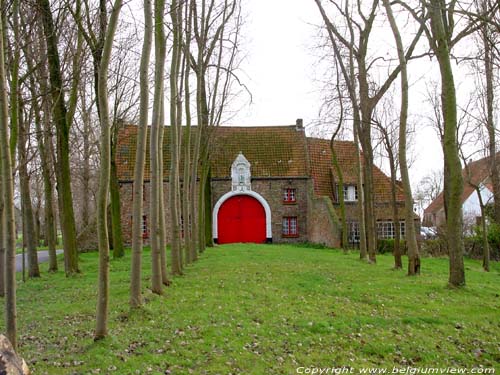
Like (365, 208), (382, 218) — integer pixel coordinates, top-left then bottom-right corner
(116, 124), (309, 181)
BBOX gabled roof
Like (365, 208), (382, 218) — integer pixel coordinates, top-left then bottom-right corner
(209, 126), (309, 178)
(307, 137), (405, 202)
(424, 155), (493, 215)
(116, 124), (401, 206)
(116, 124), (309, 181)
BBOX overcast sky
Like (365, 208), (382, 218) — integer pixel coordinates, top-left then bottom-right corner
(227, 0), (447, 188)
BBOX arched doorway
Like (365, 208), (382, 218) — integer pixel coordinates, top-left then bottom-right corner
(217, 195), (266, 244)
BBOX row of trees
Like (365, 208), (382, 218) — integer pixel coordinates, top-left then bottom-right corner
(0, 0), (243, 349)
(313, 0), (499, 284)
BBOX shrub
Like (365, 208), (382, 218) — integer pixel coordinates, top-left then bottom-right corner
(464, 223), (500, 261)
(420, 238), (447, 257)
(377, 239), (406, 255)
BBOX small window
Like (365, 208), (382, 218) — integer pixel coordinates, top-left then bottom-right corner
(343, 185), (358, 202)
(142, 215), (148, 239)
(282, 216), (298, 237)
(348, 221), (360, 243)
(399, 221), (405, 238)
(283, 188), (296, 203)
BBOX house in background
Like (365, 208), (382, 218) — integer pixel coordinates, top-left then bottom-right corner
(423, 155), (494, 229)
(115, 119), (409, 247)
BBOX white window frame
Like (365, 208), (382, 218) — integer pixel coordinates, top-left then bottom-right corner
(343, 185), (358, 202)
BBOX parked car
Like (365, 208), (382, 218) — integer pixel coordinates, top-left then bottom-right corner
(420, 226), (437, 239)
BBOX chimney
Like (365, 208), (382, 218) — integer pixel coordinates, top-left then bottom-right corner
(296, 118), (303, 131)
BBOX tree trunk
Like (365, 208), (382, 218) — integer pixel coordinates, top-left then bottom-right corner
(331, 140), (348, 251)
(476, 187), (490, 272)
(158, 108), (170, 285)
(377, 121), (402, 269)
(39, 67), (58, 272)
(383, 0), (420, 274)
(110, 123), (124, 258)
(428, 0), (465, 287)
(358, 105), (377, 264)
(354, 124), (367, 260)
(18, 102), (40, 278)
(0, 0), (18, 348)
(0, 155), (5, 297)
(150, 0), (167, 293)
(130, 0), (153, 308)
(169, 0), (183, 275)
(8, 0), (20, 170)
(182, 67), (193, 263)
(204, 166), (213, 248)
(482, 9), (500, 224)
(82, 101), (91, 229)
(37, 0), (79, 276)
(182, 0), (194, 263)
(24, 26), (58, 272)
(95, 0), (123, 340)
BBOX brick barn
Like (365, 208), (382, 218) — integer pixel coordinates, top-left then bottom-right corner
(115, 120), (408, 247)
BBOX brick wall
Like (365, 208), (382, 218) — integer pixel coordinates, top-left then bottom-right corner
(119, 181), (173, 245)
(308, 195), (341, 248)
(211, 178), (310, 243)
(120, 177), (311, 245)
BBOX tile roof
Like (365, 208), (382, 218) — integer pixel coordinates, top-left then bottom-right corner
(209, 126), (309, 178)
(307, 137), (405, 202)
(116, 124), (309, 180)
(116, 124), (401, 205)
(424, 155), (492, 215)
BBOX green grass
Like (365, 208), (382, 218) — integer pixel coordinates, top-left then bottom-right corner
(3, 244), (500, 374)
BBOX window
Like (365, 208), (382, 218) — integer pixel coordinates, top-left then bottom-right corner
(282, 216), (298, 237)
(377, 221), (395, 239)
(399, 221), (406, 238)
(142, 215), (148, 239)
(348, 221), (360, 243)
(283, 188), (296, 203)
(342, 185), (358, 202)
(377, 221), (406, 239)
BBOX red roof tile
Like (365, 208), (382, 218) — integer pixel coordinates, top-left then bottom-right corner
(307, 137), (405, 203)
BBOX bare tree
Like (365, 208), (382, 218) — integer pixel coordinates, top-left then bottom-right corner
(23, 20), (58, 272)
(169, 0), (183, 276)
(149, 0), (167, 293)
(95, 0), (123, 340)
(477, 0), (499, 224)
(130, 0), (153, 308)
(374, 114), (403, 269)
(189, 0), (242, 254)
(313, 0), (423, 263)
(382, 0), (420, 275)
(18, 101), (40, 278)
(37, 0), (80, 276)
(397, 0), (498, 286)
(0, 0), (18, 349)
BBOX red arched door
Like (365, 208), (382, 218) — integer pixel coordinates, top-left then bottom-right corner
(217, 195), (266, 244)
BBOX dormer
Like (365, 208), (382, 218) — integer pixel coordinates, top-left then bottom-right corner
(231, 152), (251, 192)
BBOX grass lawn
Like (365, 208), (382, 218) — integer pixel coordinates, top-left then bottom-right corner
(3, 244), (500, 374)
